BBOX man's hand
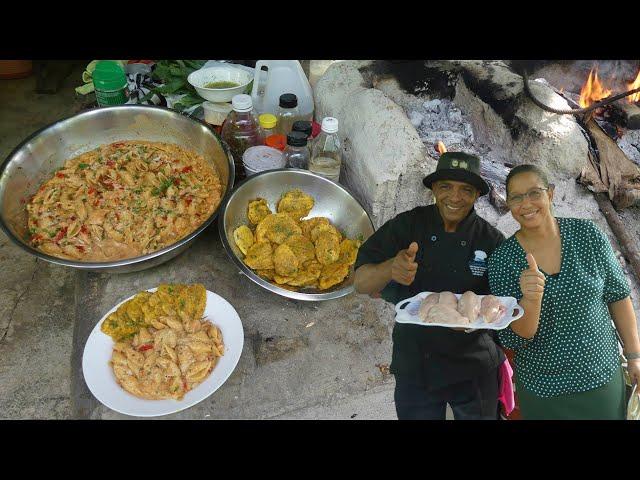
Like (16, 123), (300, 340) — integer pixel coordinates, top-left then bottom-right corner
(519, 253), (545, 303)
(391, 242), (419, 286)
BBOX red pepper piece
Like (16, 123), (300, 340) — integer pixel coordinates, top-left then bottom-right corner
(56, 172), (65, 178)
(181, 166), (193, 174)
(53, 226), (68, 243)
(138, 344), (154, 352)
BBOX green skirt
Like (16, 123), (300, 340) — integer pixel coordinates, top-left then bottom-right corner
(516, 367), (627, 420)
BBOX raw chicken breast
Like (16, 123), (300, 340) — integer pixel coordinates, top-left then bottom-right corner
(458, 291), (481, 323)
(418, 293), (440, 320)
(438, 291), (458, 309)
(480, 295), (506, 323)
(424, 304), (470, 325)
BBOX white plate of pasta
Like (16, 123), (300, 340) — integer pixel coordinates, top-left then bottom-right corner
(82, 286), (244, 417)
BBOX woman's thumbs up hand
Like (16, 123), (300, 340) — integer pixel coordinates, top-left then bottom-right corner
(520, 253), (546, 303)
(391, 242), (419, 286)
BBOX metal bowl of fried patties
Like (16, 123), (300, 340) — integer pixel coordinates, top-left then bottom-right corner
(218, 169), (375, 301)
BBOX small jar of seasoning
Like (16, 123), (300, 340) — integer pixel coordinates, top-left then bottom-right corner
(242, 145), (286, 176)
(259, 113), (278, 138)
(283, 131), (310, 170)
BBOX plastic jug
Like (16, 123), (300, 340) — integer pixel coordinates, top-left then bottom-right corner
(251, 60), (314, 120)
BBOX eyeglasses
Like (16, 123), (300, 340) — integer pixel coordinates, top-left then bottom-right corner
(506, 186), (551, 205)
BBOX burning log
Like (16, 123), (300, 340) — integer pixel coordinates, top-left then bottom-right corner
(609, 102), (640, 130)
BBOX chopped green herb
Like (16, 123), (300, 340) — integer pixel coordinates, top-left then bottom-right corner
(179, 299), (185, 308)
(78, 163), (89, 170)
(151, 178), (174, 196)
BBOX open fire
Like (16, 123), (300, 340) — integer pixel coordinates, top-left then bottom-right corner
(629, 69), (640, 103)
(579, 66), (640, 107)
(579, 67), (612, 108)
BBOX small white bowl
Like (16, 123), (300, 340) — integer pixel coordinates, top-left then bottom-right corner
(188, 66), (252, 102)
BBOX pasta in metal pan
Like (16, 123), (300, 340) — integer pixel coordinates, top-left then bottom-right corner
(27, 141), (222, 261)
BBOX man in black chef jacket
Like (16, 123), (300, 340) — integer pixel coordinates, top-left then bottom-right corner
(354, 152), (505, 420)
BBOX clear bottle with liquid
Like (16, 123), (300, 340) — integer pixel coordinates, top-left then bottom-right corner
(276, 93), (302, 136)
(283, 131), (310, 169)
(309, 117), (342, 182)
(221, 94), (265, 179)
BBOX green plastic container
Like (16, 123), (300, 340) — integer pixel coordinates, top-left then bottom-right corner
(93, 61), (127, 107)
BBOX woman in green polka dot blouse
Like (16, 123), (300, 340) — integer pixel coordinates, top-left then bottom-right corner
(487, 164), (640, 420)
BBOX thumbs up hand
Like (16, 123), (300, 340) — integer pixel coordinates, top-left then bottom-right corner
(391, 242), (419, 286)
(519, 253), (546, 303)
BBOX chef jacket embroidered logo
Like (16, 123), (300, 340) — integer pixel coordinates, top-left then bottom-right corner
(469, 250), (488, 276)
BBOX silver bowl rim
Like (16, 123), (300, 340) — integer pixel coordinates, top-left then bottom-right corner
(217, 168), (374, 302)
(0, 104), (235, 270)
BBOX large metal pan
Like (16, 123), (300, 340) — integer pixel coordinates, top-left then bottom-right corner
(218, 168), (375, 301)
(0, 105), (234, 273)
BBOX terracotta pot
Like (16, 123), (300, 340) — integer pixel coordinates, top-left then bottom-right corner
(0, 60), (33, 79)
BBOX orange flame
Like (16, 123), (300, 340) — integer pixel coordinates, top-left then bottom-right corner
(579, 67), (612, 108)
(436, 141), (447, 154)
(628, 69), (640, 103)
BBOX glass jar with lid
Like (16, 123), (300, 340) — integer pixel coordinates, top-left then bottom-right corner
(283, 131), (310, 170)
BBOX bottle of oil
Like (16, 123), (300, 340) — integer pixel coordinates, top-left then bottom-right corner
(309, 117), (341, 182)
(221, 94), (265, 180)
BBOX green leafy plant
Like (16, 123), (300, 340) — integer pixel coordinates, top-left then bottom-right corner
(141, 60), (207, 112)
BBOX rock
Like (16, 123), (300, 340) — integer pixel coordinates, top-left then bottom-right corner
(314, 61), (437, 228)
(450, 60), (589, 178)
(313, 62), (368, 120)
